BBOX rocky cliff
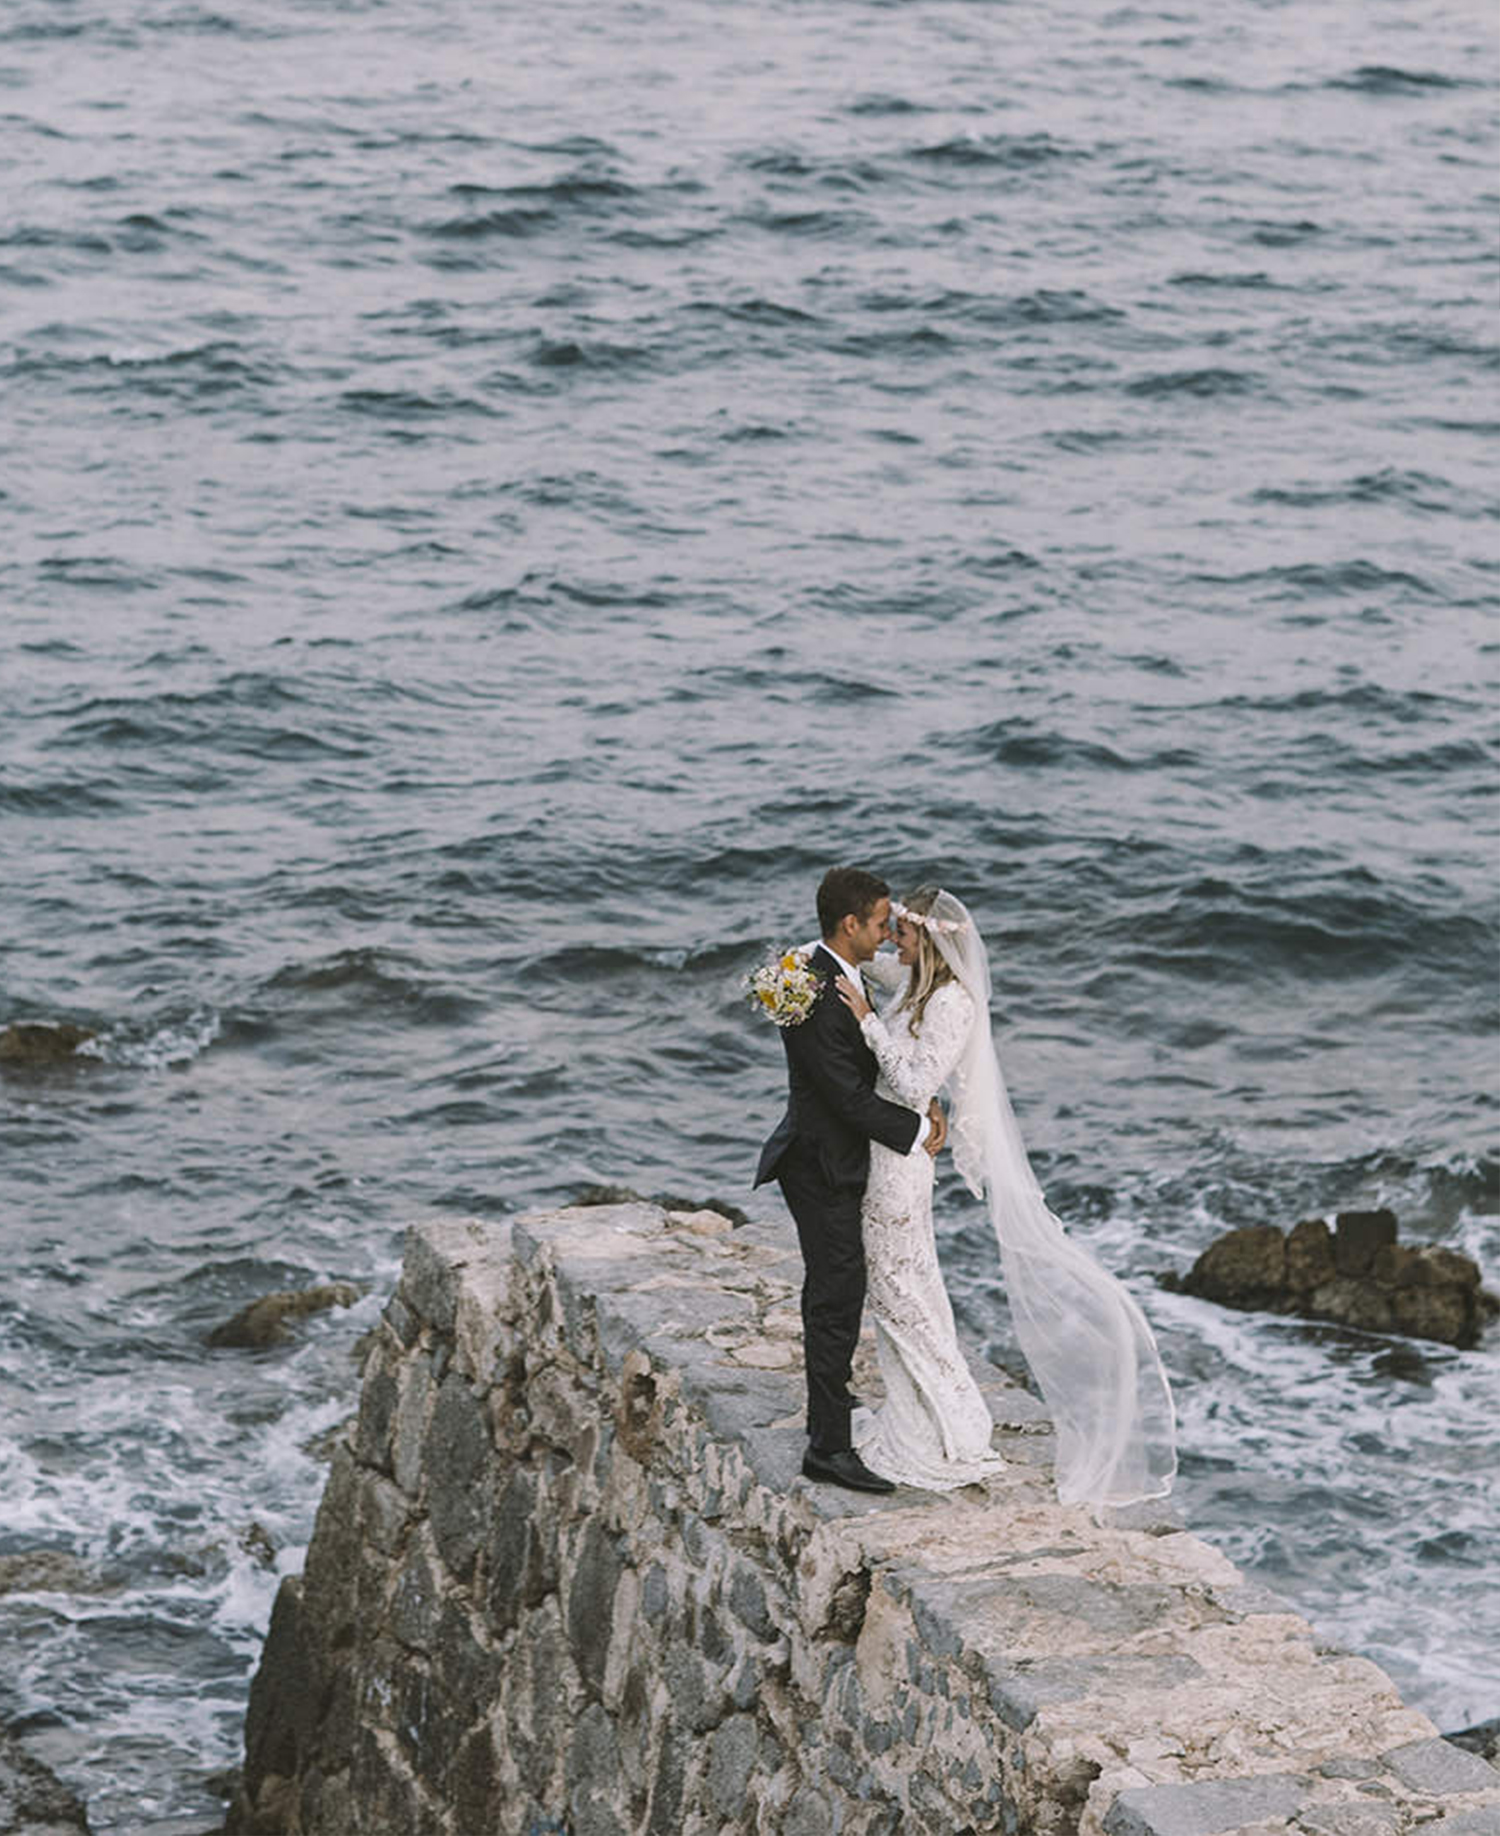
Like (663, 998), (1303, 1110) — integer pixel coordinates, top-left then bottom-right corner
(227, 1204), (1500, 1836)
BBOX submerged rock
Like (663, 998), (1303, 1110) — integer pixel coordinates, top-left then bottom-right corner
(574, 1182), (750, 1228)
(0, 1022), (95, 1069)
(0, 1551), (119, 1598)
(0, 1726), (91, 1834)
(206, 1283), (360, 1350)
(239, 1523), (278, 1572)
(1168, 1210), (1495, 1349)
(1447, 1719), (1500, 1765)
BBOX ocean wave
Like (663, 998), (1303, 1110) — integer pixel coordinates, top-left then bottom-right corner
(1243, 217), (1323, 246)
(736, 204), (873, 239)
(846, 93), (929, 117)
(1169, 269), (1279, 290)
(685, 296), (821, 328)
(0, 775), (126, 815)
(8, 338), (280, 397)
(338, 385), (501, 419)
(1193, 559), (1437, 599)
(1121, 876), (1493, 984)
(958, 718), (1198, 774)
(424, 173), (645, 241)
(853, 285), (1123, 327)
(908, 132), (1083, 169)
(253, 948), (483, 1029)
(79, 1008), (221, 1072)
(48, 709), (371, 761)
(1211, 681), (1478, 725)
(1329, 65), (1471, 95)
(740, 149), (893, 194)
(1125, 366), (1268, 400)
(529, 335), (657, 372)
(1249, 468), (1486, 516)
(33, 555), (158, 592)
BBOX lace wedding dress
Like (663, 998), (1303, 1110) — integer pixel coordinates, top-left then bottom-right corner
(852, 895), (1176, 1513)
(852, 959), (1008, 1491)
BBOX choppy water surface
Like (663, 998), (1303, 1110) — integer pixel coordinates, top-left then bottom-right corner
(1, 0), (1497, 1826)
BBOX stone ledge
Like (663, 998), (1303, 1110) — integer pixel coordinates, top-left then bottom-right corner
(227, 1206), (1500, 1836)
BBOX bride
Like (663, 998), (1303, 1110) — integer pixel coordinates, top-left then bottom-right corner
(835, 886), (1176, 1509)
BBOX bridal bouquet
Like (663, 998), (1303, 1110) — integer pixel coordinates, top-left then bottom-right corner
(746, 947), (820, 1028)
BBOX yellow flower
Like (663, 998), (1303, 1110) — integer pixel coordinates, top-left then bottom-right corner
(781, 953), (797, 970)
(759, 989), (776, 1007)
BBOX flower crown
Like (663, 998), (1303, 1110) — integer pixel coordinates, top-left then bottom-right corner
(891, 899), (969, 937)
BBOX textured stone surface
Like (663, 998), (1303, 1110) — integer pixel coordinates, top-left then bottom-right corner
(1335, 1211), (1399, 1278)
(1104, 1775), (1307, 1835)
(0, 1726), (91, 1835)
(0, 1021), (94, 1066)
(1424, 1810), (1500, 1836)
(1382, 1740), (1499, 1797)
(1181, 1225), (1287, 1307)
(227, 1206), (1500, 1836)
(1287, 1219), (1338, 1292)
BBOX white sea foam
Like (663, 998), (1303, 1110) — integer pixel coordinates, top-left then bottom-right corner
(76, 1007), (222, 1072)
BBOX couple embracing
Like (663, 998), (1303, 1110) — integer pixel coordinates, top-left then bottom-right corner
(755, 867), (1177, 1511)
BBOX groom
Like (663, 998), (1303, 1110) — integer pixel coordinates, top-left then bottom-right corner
(755, 866), (944, 1493)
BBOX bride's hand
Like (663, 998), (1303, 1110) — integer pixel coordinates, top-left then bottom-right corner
(835, 974), (871, 1022)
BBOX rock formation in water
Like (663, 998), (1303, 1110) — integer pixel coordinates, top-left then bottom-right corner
(0, 1022), (95, 1069)
(1164, 1209), (1497, 1348)
(206, 1284), (362, 1350)
(0, 1726), (92, 1835)
(223, 1204), (1500, 1835)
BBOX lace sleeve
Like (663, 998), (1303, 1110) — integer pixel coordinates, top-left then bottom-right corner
(858, 983), (975, 1109)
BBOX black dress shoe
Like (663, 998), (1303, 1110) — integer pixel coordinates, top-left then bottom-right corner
(801, 1447), (895, 1494)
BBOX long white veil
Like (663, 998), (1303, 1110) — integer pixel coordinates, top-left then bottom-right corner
(917, 889), (1177, 1510)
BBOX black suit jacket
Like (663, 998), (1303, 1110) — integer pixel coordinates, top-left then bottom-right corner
(754, 944), (922, 1193)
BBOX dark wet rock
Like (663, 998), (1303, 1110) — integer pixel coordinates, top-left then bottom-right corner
(0, 1551), (119, 1598)
(568, 1520), (625, 1698)
(1390, 1283), (1470, 1345)
(1309, 1277), (1397, 1335)
(1334, 1209), (1398, 1277)
(574, 1182), (749, 1229)
(1175, 1210), (1492, 1348)
(1178, 1223), (1287, 1308)
(1447, 1718), (1500, 1765)
(1286, 1217), (1337, 1291)
(0, 1022), (95, 1069)
(422, 1372), (489, 1582)
(241, 1576), (320, 1791)
(0, 1725), (92, 1833)
(299, 1418), (349, 1465)
(239, 1523), (278, 1571)
(206, 1283), (360, 1349)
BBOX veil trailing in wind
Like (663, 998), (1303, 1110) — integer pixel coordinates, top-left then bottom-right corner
(919, 889), (1177, 1510)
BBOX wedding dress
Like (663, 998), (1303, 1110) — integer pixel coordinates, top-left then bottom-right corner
(853, 896), (1177, 1511)
(853, 958), (1008, 1490)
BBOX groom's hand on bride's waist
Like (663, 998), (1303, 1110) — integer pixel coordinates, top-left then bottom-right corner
(925, 1100), (947, 1157)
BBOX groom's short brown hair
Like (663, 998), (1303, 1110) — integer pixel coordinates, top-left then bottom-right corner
(817, 866), (889, 939)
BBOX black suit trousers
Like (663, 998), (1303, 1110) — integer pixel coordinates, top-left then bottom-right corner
(775, 1139), (865, 1454)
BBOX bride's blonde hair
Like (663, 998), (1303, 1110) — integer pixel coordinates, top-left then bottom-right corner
(896, 885), (956, 1036)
